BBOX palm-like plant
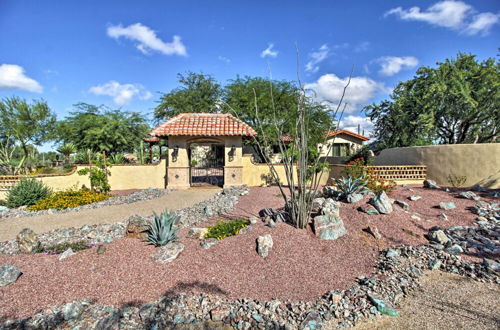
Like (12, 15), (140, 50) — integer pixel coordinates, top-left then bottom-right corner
(147, 210), (180, 247)
(57, 143), (77, 164)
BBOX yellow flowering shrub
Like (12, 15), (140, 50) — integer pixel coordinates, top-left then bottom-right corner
(28, 190), (111, 211)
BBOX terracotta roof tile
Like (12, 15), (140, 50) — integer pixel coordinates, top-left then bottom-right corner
(150, 113), (257, 137)
(326, 129), (370, 141)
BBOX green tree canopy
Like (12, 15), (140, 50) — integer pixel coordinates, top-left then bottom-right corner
(57, 103), (150, 154)
(154, 71), (223, 120)
(365, 53), (500, 150)
(0, 97), (56, 166)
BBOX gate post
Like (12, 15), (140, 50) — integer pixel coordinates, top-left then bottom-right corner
(223, 136), (244, 188)
(166, 137), (190, 189)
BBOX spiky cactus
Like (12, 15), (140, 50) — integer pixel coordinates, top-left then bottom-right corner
(147, 210), (180, 247)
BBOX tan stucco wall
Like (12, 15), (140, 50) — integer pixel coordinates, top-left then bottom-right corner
(375, 144), (500, 188)
(241, 155), (299, 186)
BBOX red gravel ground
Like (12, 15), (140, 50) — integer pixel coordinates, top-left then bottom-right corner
(0, 185), (493, 319)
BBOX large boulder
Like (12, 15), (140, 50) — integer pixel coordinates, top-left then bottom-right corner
(369, 191), (393, 214)
(125, 215), (150, 240)
(322, 198), (340, 217)
(16, 228), (41, 253)
(313, 215), (347, 240)
(256, 234), (273, 258)
(345, 193), (363, 203)
(0, 264), (22, 286)
(424, 179), (441, 189)
(311, 198), (326, 212)
(458, 191), (480, 201)
(428, 229), (450, 245)
(152, 242), (185, 263)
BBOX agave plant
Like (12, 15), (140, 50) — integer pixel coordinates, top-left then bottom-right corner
(147, 210), (180, 247)
(335, 176), (368, 196)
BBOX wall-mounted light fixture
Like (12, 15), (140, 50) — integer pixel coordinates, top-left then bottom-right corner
(172, 146), (179, 162)
(228, 145), (236, 162)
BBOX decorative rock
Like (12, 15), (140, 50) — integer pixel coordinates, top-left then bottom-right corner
(394, 200), (409, 211)
(408, 195), (422, 201)
(258, 208), (275, 219)
(256, 234), (273, 258)
(96, 245), (106, 254)
(322, 198), (340, 218)
(365, 225), (381, 240)
(386, 249), (400, 258)
(16, 228), (41, 253)
(210, 307), (228, 321)
(0, 264), (22, 286)
(439, 202), (456, 210)
(248, 216), (259, 225)
(369, 191), (393, 214)
(322, 185), (339, 198)
(204, 206), (214, 217)
(482, 258), (500, 272)
(59, 248), (76, 261)
(251, 314), (264, 323)
(311, 198), (326, 212)
(266, 220), (277, 228)
(447, 244), (463, 254)
(62, 301), (87, 320)
(458, 191), (480, 200)
(438, 213), (448, 221)
(300, 311), (322, 330)
(238, 225), (253, 235)
(188, 227), (209, 240)
(367, 294), (398, 317)
(151, 242), (185, 263)
(423, 179), (441, 189)
(313, 215), (347, 240)
(0, 206), (8, 211)
(201, 238), (219, 249)
(471, 184), (487, 192)
(346, 193), (363, 203)
(428, 230), (450, 245)
(428, 259), (442, 270)
(125, 215), (150, 240)
(358, 204), (379, 215)
(411, 214), (422, 221)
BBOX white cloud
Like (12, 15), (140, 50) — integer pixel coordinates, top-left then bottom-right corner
(464, 12), (500, 35)
(305, 44), (330, 73)
(0, 64), (43, 93)
(375, 56), (419, 76)
(260, 43), (278, 58)
(107, 23), (187, 56)
(305, 73), (386, 113)
(340, 115), (374, 136)
(89, 81), (152, 106)
(385, 1), (499, 35)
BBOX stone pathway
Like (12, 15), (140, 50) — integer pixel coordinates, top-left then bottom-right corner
(351, 270), (500, 330)
(0, 188), (219, 241)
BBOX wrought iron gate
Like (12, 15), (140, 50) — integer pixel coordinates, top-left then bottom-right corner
(190, 149), (224, 187)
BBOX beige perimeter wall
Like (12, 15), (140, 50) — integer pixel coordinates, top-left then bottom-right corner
(375, 144), (500, 188)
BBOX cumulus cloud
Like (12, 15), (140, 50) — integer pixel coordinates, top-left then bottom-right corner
(339, 115), (374, 136)
(305, 73), (386, 113)
(260, 43), (278, 58)
(375, 56), (419, 76)
(305, 44), (330, 73)
(385, 1), (499, 35)
(0, 64), (43, 93)
(89, 81), (152, 106)
(107, 23), (187, 56)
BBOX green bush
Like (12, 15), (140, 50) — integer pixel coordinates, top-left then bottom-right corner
(6, 178), (52, 208)
(33, 241), (93, 254)
(205, 219), (248, 240)
(0, 199), (8, 207)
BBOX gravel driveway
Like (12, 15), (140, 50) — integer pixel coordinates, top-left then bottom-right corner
(0, 188), (218, 241)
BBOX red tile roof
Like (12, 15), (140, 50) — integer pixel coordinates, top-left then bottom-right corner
(143, 137), (160, 143)
(151, 113), (257, 137)
(326, 129), (370, 141)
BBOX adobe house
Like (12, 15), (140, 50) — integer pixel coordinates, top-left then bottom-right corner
(318, 129), (370, 161)
(149, 113), (257, 189)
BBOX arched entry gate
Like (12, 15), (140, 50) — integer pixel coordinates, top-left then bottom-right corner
(189, 142), (224, 187)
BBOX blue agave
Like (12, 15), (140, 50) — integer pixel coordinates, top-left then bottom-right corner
(335, 176), (368, 195)
(147, 210), (180, 247)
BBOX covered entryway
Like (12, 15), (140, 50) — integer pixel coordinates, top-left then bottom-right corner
(189, 142), (224, 187)
(148, 113), (257, 189)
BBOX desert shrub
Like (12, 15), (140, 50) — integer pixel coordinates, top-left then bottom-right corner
(147, 210), (180, 247)
(0, 200), (8, 207)
(6, 178), (52, 208)
(342, 158), (395, 195)
(28, 189), (110, 211)
(33, 241), (93, 254)
(205, 219), (248, 240)
(77, 166), (111, 193)
(447, 173), (467, 187)
(346, 146), (373, 165)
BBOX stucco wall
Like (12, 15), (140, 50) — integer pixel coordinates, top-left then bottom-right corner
(375, 144), (500, 188)
(241, 155), (298, 186)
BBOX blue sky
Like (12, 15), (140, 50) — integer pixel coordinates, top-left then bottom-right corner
(0, 0), (499, 150)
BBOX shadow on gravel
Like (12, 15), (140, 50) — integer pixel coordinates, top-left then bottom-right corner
(163, 281), (229, 297)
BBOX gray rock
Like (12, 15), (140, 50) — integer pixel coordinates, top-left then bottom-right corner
(369, 191), (393, 214)
(201, 238), (219, 249)
(204, 206), (214, 217)
(256, 234), (273, 258)
(458, 191), (480, 201)
(386, 249), (400, 257)
(394, 200), (409, 211)
(358, 204), (379, 215)
(251, 314), (264, 323)
(428, 259), (442, 270)
(482, 258), (500, 272)
(438, 213), (449, 221)
(346, 193), (363, 203)
(424, 179), (441, 189)
(0, 264), (22, 286)
(471, 184), (487, 192)
(428, 230), (450, 245)
(266, 220), (277, 228)
(0, 206), (8, 211)
(96, 245), (106, 254)
(322, 198), (340, 217)
(62, 301), (87, 320)
(439, 202), (456, 210)
(248, 216), (258, 225)
(188, 227), (209, 240)
(365, 225), (381, 240)
(408, 195), (422, 201)
(125, 215), (150, 240)
(311, 198), (326, 212)
(313, 215), (347, 240)
(152, 242), (185, 263)
(238, 225), (253, 235)
(16, 228), (41, 253)
(411, 214), (422, 221)
(322, 186), (339, 198)
(59, 248), (76, 260)
(447, 244), (463, 254)
(300, 311), (322, 330)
